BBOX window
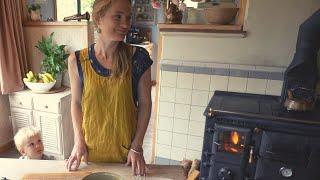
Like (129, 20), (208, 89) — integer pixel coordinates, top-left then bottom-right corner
(56, 0), (94, 21)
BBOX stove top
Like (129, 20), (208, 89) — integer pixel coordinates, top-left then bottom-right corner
(206, 91), (320, 125)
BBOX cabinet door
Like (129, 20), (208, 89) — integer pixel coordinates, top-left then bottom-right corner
(11, 108), (33, 134)
(33, 111), (62, 155)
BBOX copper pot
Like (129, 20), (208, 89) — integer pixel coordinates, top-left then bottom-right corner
(283, 89), (315, 111)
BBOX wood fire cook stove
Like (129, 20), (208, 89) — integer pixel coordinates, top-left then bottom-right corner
(200, 91), (320, 180)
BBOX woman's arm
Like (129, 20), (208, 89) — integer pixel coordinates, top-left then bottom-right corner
(66, 52), (88, 171)
(126, 67), (152, 175)
(131, 67), (152, 150)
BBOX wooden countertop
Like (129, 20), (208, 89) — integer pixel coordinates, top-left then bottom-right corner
(0, 158), (185, 179)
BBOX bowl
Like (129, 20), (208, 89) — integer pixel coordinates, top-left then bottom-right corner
(82, 172), (122, 180)
(204, 6), (239, 24)
(23, 80), (56, 92)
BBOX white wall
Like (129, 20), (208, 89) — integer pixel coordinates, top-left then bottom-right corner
(161, 0), (320, 67)
(24, 22), (93, 86)
(0, 95), (12, 146)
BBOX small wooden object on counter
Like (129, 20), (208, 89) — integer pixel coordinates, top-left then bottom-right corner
(188, 159), (200, 177)
(181, 159), (192, 177)
(187, 170), (200, 180)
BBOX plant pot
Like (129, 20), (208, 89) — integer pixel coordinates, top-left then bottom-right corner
(30, 10), (41, 21)
(53, 73), (63, 89)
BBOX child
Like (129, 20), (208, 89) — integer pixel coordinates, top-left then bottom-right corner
(14, 126), (54, 160)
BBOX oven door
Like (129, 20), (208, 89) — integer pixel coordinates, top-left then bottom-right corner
(255, 131), (320, 180)
(209, 124), (252, 180)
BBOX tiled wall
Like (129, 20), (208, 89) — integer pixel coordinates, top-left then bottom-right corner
(155, 60), (285, 165)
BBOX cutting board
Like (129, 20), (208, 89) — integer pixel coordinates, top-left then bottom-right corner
(21, 164), (185, 180)
(22, 172), (91, 180)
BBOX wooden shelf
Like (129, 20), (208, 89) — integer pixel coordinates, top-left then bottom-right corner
(158, 23), (245, 34)
(23, 21), (90, 27)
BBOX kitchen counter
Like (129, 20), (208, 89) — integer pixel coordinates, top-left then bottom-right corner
(0, 158), (185, 179)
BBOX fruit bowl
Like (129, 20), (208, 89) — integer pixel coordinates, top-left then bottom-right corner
(23, 80), (56, 92)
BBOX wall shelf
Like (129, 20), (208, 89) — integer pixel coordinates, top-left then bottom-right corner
(158, 23), (246, 35)
(23, 21), (90, 27)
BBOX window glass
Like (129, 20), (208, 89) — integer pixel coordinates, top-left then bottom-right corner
(56, 0), (93, 21)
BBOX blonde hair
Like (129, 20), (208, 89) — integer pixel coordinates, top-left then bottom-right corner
(92, 0), (132, 78)
(14, 126), (41, 152)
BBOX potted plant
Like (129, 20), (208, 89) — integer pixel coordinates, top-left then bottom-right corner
(28, 3), (41, 21)
(35, 32), (68, 88)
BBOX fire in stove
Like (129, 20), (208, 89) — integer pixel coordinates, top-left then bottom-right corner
(218, 131), (245, 153)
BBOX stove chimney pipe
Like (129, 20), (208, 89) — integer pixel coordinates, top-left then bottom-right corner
(281, 9), (320, 108)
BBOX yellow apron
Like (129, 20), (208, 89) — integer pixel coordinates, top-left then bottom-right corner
(79, 48), (137, 162)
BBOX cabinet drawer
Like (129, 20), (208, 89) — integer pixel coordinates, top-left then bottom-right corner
(9, 95), (32, 109)
(33, 98), (60, 113)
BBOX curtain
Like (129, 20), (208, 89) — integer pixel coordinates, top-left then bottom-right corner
(0, 0), (28, 94)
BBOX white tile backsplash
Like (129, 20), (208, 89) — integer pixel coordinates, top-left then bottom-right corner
(170, 147), (186, 161)
(189, 106), (206, 121)
(210, 75), (229, 91)
(212, 63), (230, 69)
(187, 135), (203, 151)
(172, 133), (188, 148)
(246, 78), (268, 94)
(191, 90), (209, 106)
(255, 66), (286, 72)
(175, 88), (192, 104)
(157, 63), (286, 163)
(174, 103), (191, 119)
(208, 91), (214, 104)
(173, 118), (189, 134)
(157, 116), (174, 131)
(159, 102), (175, 117)
(266, 80), (283, 96)
(188, 121), (205, 137)
(177, 72), (194, 89)
(157, 130), (172, 146)
(230, 64), (255, 70)
(156, 144), (172, 159)
(160, 87), (176, 102)
(228, 77), (247, 93)
(161, 71), (177, 87)
(193, 74), (211, 90)
(186, 149), (202, 160)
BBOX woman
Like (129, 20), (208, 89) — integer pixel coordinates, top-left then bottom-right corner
(66, 0), (152, 176)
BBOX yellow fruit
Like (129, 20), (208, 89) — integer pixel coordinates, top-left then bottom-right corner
(23, 78), (29, 82)
(28, 71), (34, 78)
(27, 76), (33, 82)
(31, 77), (37, 83)
(44, 73), (55, 82)
(42, 75), (50, 83)
(26, 73), (32, 79)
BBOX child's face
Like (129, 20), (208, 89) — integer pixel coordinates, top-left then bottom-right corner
(21, 134), (44, 159)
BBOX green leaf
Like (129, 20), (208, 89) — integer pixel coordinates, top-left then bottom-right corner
(35, 33), (68, 75)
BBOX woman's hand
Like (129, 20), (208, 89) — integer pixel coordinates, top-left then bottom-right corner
(66, 139), (88, 171)
(125, 148), (146, 176)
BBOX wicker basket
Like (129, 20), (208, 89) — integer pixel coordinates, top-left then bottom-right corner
(204, 6), (239, 25)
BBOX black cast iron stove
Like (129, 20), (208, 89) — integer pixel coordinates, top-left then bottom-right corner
(200, 91), (320, 180)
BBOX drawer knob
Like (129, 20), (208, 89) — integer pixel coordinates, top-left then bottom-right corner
(44, 105), (48, 108)
(19, 102), (22, 105)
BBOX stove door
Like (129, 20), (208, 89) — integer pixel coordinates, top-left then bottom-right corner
(208, 124), (252, 180)
(255, 131), (320, 180)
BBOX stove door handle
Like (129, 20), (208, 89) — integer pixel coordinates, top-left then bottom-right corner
(213, 141), (221, 146)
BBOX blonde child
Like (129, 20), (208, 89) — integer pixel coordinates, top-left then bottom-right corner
(14, 126), (54, 160)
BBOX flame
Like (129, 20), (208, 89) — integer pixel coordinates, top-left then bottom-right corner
(230, 131), (239, 145)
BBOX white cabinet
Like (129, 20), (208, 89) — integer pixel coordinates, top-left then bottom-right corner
(10, 108), (33, 133)
(9, 89), (73, 160)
